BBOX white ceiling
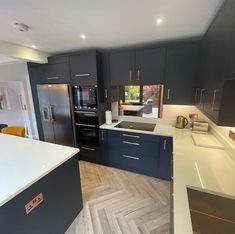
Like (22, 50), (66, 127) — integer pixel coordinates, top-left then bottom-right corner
(0, 0), (224, 54)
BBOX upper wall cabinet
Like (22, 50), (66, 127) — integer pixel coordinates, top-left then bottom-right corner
(109, 50), (135, 86)
(109, 47), (166, 86)
(197, 0), (235, 126)
(70, 51), (98, 85)
(135, 48), (166, 84)
(164, 42), (199, 105)
(39, 63), (70, 84)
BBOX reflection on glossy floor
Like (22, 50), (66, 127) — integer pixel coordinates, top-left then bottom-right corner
(65, 161), (170, 234)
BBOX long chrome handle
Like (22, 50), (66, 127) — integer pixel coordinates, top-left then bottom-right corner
(122, 141), (140, 146)
(211, 89), (218, 111)
(163, 139), (167, 151)
(129, 71), (132, 82)
(167, 89), (170, 100)
(81, 146), (95, 151)
(101, 131), (104, 141)
(194, 88), (199, 103)
(105, 89), (108, 99)
(137, 69), (140, 81)
(199, 89), (206, 105)
(47, 76), (59, 80)
(76, 123), (96, 128)
(122, 134), (140, 138)
(49, 105), (55, 121)
(122, 155), (139, 160)
(75, 73), (90, 77)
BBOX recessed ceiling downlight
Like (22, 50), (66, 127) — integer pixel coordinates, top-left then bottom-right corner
(31, 45), (36, 48)
(13, 22), (30, 32)
(156, 18), (163, 25)
(80, 34), (86, 40)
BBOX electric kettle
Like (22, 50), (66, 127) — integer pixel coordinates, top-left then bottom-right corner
(175, 116), (189, 129)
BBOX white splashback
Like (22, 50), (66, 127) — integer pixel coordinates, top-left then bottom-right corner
(163, 105), (235, 151)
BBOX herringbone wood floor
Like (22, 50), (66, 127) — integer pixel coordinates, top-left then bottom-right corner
(65, 161), (170, 234)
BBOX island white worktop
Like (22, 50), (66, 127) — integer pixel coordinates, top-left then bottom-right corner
(100, 116), (235, 234)
(0, 133), (79, 207)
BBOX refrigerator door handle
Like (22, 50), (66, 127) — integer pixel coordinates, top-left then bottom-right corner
(49, 105), (56, 122)
(41, 106), (51, 122)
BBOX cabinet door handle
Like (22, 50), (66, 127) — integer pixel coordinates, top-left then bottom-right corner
(81, 146), (95, 151)
(47, 76), (59, 80)
(122, 134), (140, 138)
(122, 141), (140, 146)
(75, 73), (90, 77)
(105, 89), (108, 99)
(211, 89), (218, 111)
(163, 139), (167, 150)
(129, 71), (132, 82)
(199, 89), (206, 105)
(122, 154), (139, 160)
(195, 88), (199, 103)
(167, 89), (171, 100)
(137, 69), (140, 81)
(101, 131), (104, 141)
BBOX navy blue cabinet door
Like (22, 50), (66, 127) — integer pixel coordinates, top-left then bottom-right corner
(157, 137), (173, 181)
(135, 47), (166, 85)
(99, 129), (109, 164)
(164, 42), (199, 105)
(109, 50), (135, 86)
(70, 51), (97, 84)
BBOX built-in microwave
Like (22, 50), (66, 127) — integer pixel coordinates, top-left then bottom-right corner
(73, 85), (97, 111)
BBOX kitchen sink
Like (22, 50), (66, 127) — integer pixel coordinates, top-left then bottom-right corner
(114, 121), (156, 132)
(187, 187), (235, 234)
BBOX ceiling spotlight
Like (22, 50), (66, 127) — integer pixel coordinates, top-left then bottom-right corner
(31, 45), (36, 48)
(80, 34), (86, 40)
(156, 18), (163, 25)
(13, 22), (30, 32)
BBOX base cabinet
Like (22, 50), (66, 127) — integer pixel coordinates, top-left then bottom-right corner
(100, 129), (173, 180)
(0, 155), (82, 234)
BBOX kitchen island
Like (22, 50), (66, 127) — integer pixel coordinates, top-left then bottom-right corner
(0, 133), (82, 234)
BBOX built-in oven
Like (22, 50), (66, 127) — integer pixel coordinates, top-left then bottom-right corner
(74, 111), (99, 145)
(73, 85), (97, 111)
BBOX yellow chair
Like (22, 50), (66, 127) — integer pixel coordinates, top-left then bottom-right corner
(1, 126), (25, 137)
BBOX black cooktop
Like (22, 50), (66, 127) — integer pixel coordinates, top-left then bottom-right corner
(115, 121), (156, 132)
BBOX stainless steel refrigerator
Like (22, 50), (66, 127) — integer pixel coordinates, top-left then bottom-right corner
(37, 84), (74, 147)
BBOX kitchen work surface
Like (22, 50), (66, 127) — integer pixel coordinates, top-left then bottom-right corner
(66, 161), (170, 234)
(100, 116), (235, 234)
(0, 133), (79, 207)
(192, 133), (224, 149)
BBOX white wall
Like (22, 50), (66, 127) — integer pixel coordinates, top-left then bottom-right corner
(0, 62), (38, 138)
(163, 105), (235, 147)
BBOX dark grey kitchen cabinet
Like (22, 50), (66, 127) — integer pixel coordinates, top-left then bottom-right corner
(39, 62), (70, 84)
(164, 42), (199, 105)
(135, 47), (166, 84)
(109, 47), (166, 86)
(78, 144), (101, 164)
(70, 51), (98, 85)
(197, 0), (235, 126)
(109, 50), (135, 86)
(99, 129), (109, 164)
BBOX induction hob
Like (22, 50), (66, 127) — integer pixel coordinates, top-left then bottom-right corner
(114, 121), (156, 132)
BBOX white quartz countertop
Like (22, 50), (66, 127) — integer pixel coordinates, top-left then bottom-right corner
(100, 117), (235, 234)
(0, 133), (79, 207)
